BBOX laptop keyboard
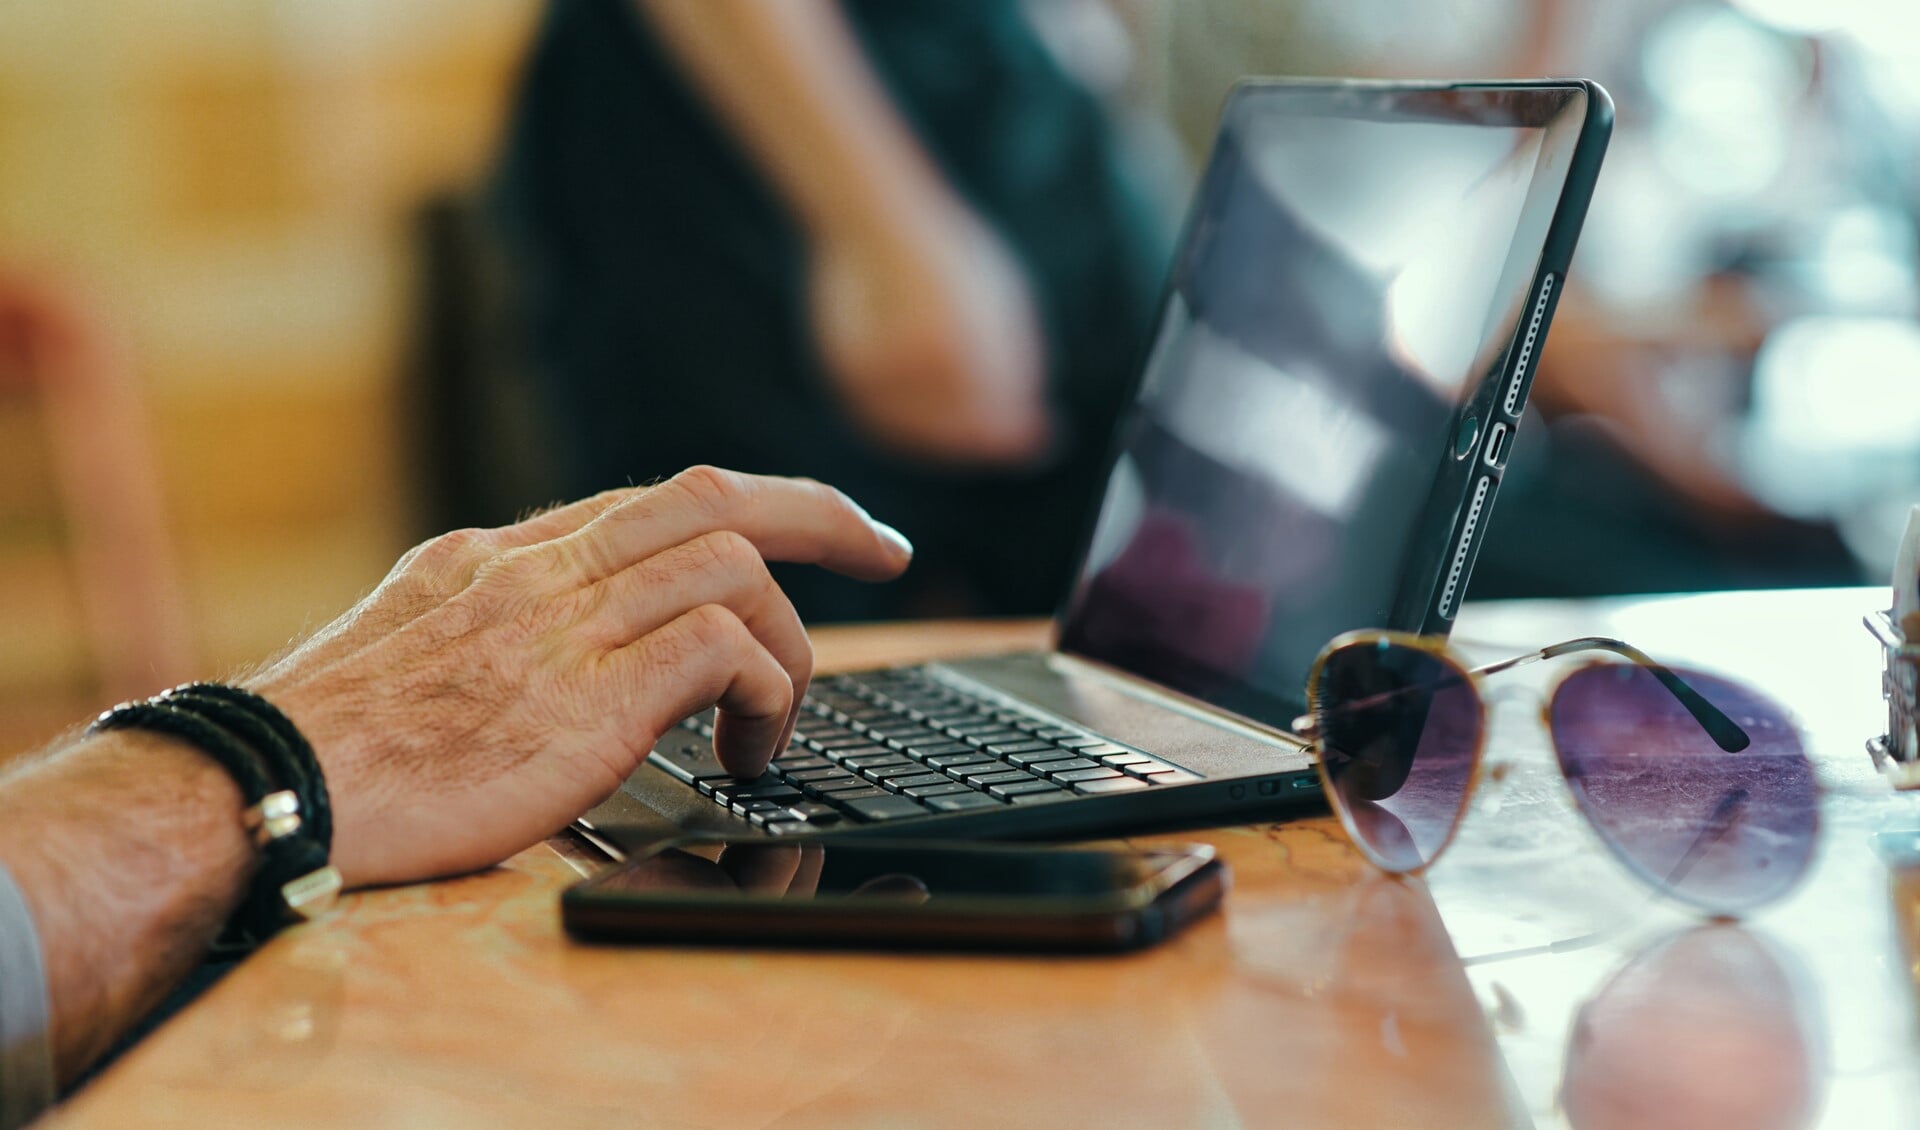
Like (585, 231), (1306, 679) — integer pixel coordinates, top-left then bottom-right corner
(653, 667), (1202, 835)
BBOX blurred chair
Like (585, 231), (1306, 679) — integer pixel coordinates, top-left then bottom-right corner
(403, 192), (564, 538)
(0, 274), (195, 707)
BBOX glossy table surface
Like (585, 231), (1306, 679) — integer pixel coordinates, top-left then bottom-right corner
(53, 589), (1920, 1128)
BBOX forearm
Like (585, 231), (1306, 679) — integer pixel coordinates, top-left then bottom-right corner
(637, 0), (952, 238)
(0, 731), (252, 1084)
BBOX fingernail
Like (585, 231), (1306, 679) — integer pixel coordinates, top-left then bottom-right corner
(871, 520), (914, 557)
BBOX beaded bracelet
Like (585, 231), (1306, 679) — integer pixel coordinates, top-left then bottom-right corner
(89, 686), (340, 949)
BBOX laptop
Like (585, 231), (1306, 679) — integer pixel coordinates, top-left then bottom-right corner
(580, 78), (1613, 853)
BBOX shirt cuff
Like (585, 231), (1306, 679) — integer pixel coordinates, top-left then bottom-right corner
(0, 860), (53, 1130)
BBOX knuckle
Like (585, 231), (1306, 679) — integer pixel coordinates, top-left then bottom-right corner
(692, 528), (760, 577)
(469, 546), (551, 596)
(411, 527), (490, 575)
(680, 602), (750, 657)
(671, 464), (747, 516)
(547, 529), (607, 579)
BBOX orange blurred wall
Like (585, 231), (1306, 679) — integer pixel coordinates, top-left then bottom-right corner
(0, 0), (540, 751)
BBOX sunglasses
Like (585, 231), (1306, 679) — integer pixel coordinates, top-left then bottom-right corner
(1293, 632), (1818, 917)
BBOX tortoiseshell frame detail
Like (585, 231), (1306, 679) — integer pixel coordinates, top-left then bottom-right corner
(1293, 630), (1749, 877)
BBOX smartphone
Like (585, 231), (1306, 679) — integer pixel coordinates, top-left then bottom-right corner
(562, 838), (1227, 953)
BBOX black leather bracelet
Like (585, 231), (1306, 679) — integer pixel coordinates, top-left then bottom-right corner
(90, 702), (277, 800)
(165, 685), (332, 852)
(89, 689), (341, 950)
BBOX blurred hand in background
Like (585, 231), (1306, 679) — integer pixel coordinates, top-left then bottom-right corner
(807, 191), (1049, 465)
(640, 0), (1050, 467)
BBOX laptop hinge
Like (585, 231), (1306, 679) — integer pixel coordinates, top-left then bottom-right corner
(1045, 653), (1312, 754)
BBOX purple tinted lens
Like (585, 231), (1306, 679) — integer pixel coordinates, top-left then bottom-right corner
(1316, 641), (1482, 872)
(1551, 664), (1817, 915)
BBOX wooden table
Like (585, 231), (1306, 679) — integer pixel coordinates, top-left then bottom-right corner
(52, 590), (1920, 1128)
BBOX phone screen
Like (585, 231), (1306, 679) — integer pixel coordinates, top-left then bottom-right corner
(576, 841), (1206, 907)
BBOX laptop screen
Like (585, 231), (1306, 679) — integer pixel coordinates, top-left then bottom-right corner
(1057, 83), (1588, 729)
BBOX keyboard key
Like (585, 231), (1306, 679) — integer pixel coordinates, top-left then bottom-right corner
(813, 735), (878, 751)
(926, 792), (1004, 813)
(988, 778), (1063, 799)
(785, 802), (845, 824)
(1073, 743), (1129, 758)
(811, 777), (878, 795)
(867, 764), (940, 782)
(731, 784), (805, 804)
(1140, 767), (1202, 784)
(1073, 776), (1150, 795)
(1035, 758), (1098, 776)
(863, 725), (927, 743)
(1095, 752), (1153, 768)
(825, 786), (889, 803)
(843, 753), (914, 770)
(903, 781), (973, 799)
(984, 740), (1052, 756)
(944, 718), (1008, 735)
(1005, 749), (1079, 769)
(1053, 767), (1121, 784)
(822, 745), (890, 763)
(960, 729), (1026, 746)
(956, 764), (1022, 783)
(967, 770), (1035, 787)
(1034, 728), (1080, 740)
(706, 774), (783, 801)
(691, 772), (737, 792)
(926, 751), (995, 769)
(655, 742), (729, 785)
(843, 795), (929, 822)
(806, 690), (864, 714)
(734, 798), (793, 817)
(1056, 736), (1108, 750)
(889, 773), (952, 790)
(785, 766), (854, 783)
(1009, 788), (1075, 805)
(903, 741), (973, 758)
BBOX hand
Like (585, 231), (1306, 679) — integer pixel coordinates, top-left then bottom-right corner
(808, 202), (1052, 465)
(246, 466), (913, 888)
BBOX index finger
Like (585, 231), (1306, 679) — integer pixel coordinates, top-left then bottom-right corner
(548, 465), (913, 585)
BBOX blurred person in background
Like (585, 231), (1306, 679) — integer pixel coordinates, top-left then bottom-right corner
(0, 273), (194, 702)
(1468, 0), (1900, 598)
(491, 0), (1173, 622)
(1153, 0), (1910, 598)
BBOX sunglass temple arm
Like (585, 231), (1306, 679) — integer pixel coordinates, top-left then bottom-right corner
(1471, 637), (1750, 753)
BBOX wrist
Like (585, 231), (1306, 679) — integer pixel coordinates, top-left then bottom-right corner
(239, 672), (378, 889)
(0, 731), (253, 1082)
(800, 157), (964, 252)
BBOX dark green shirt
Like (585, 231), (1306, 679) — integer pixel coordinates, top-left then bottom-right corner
(491, 0), (1169, 618)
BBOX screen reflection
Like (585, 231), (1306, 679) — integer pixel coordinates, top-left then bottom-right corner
(1060, 86), (1582, 726)
(590, 842), (1172, 904)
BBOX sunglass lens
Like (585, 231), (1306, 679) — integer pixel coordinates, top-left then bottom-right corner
(1314, 640), (1482, 872)
(1550, 664), (1817, 915)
